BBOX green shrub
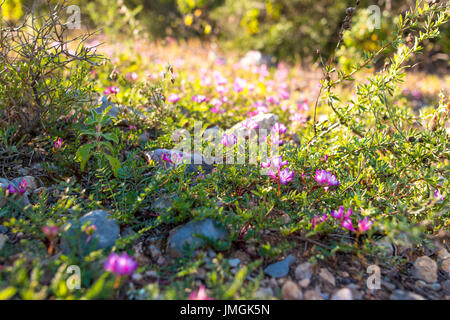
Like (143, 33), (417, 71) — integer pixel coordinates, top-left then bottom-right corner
(0, 2), (101, 139)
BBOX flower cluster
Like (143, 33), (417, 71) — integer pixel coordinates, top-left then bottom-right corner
(269, 123), (287, 146)
(104, 252), (137, 276)
(315, 169), (339, 191)
(314, 206), (374, 233)
(434, 189), (444, 201)
(42, 225), (59, 239)
(233, 78), (247, 93)
(167, 93), (180, 103)
(261, 156), (294, 185)
(104, 86), (120, 95)
(192, 95), (207, 103)
(271, 123), (287, 135)
(221, 133), (237, 147)
(312, 213), (328, 229)
(125, 72), (138, 82)
(53, 137), (63, 150)
(188, 285), (214, 300)
(162, 152), (184, 165)
(7, 179), (27, 195)
(242, 119), (259, 130)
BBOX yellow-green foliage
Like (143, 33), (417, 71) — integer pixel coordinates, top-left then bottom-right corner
(0, 0), (24, 21)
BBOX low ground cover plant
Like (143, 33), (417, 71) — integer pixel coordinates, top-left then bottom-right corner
(0, 0), (448, 300)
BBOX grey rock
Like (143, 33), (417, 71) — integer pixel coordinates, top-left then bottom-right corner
(0, 225), (7, 234)
(382, 280), (396, 291)
(437, 248), (450, 260)
(255, 287), (274, 299)
(12, 176), (38, 194)
(95, 96), (147, 123)
(295, 262), (313, 280)
(413, 256), (438, 283)
(331, 288), (353, 300)
(0, 178), (11, 189)
(95, 96), (120, 118)
(320, 292), (329, 300)
(303, 290), (324, 300)
(145, 149), (215, 174)
(139, 132), (150, 144)
(430, 283), (441, 291)
(152, 195), (173, 216)
(281, 280), (302, 300)
(390, 290), (425, 300)
(346, 284), (363, 300)
(1, 177), (32, 206)
(203, 126), (222, 142)
(149, 245), (162, 260)
(61, 210), (120, 255)
(319, 268), (336, 286)
(416, 280), (441, 291)
(228, 258), (241, 268)
(17, 168), (29, 176)
(207, 248), (217, 258)
(167, 219), (228, 257)
(443, 280), (450, 295)
(440, 258), (450, 275)
(264, 254), (296, 278)
(298, 278), (310, 288)
(240, 50), (277, 67)
(415, 280), (427, 288)
(227, 113), (279, 138)
(0, 234), (6, 251)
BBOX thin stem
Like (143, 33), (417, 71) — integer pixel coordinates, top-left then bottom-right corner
(113, 275), (122, 290)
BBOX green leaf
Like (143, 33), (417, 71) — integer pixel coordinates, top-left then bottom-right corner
(105, 154), (121, 177)
(102, 132), (119, 144)
(75, 143), (95, 172)
(84, 273), (108, 299)
(78, 129), (97, 137)
(0, 287), (17, 300)
(99, 141), (114, 153)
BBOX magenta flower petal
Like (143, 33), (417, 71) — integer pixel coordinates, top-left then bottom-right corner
(104, 252), (137, 276)
(7, 184), (17, 194)
(271, 123), (287, 135)
(312, 214), (319, 229)
(331, 206), (344, 219)
(268, 169), (278, 181)
(167, 93), (180, 103)
(342, 218), (356, 232)
(279, 168), (294, 185)
(357, 217), (373, 233)
(260, 158), (271, 168)
(189, 285), (214, 300)
(162, 153), (172, 163)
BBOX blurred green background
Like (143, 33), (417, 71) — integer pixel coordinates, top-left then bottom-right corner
(1, 0), (449, 68)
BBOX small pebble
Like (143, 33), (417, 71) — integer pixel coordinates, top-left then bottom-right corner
(319, 268), (336, 286)
(298, 278), (310, 288)
(228, 258), (241, 268)
(303, 290), (323, 300)
(295, 262), (313, 280)
(281, 280), (303, 300)
(331, 288), (353, 300)
(413, 256), (438, 283)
